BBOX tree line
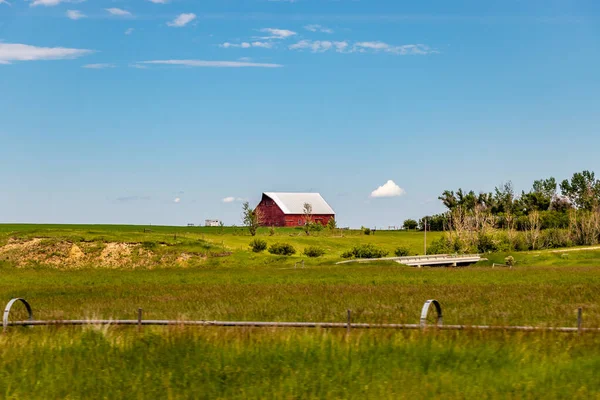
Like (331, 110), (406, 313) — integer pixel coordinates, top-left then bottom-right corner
(404, 170), (600, 232)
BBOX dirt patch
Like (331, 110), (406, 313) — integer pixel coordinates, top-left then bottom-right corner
(0, 238), (204, 268)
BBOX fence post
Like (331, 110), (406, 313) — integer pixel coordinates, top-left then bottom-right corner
(578, 307), (583, 334)
(347, 310), (352, 334)
(138, 308), (143, 331)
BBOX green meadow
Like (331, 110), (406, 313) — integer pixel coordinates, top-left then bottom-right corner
(1, 224), (600, 398)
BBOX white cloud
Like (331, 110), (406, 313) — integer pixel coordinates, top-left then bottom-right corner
(129, 63), (148, 69)
(258, 28), (296, 40)
(304, 24), (333, 33)
(370, 180), (406, 198)
(354, 42), (433, 55)
(290, 40), (348, 53)
(105, 8), (131, 16)
(141, 59), (283, 68)
(0, 43), (92, 64)
(221, 41), (273, 49)
(0, 0), (12, 6)
(31, 0), (81, 7)
(167, 13), (196, 27)
(223, 197), (245, 203)
(82, 63), (115, 69)
(173, 197), (181, 203)
(148, 0), (168, 3)
(66, 10), (85, 20)
(289, 40), (433, 55)
(125, 28), (134, 35)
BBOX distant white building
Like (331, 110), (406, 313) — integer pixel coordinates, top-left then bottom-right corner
(205, 219), (221, 227)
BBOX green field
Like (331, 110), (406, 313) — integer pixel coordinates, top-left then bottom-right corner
(1, 224), (600, 398)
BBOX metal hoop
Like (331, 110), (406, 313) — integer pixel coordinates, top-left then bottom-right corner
(420, 299), (443, 327)
(3, 298), (33, 332)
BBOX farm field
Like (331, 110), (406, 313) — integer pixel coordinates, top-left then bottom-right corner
(2, 224), (600, 398)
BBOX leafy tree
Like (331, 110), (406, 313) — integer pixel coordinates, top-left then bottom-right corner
(402, 219), (418, 230)
(326, 217), (337, 230)
(560, 170), (600, 210)
(242, 201), (263, 236)
(493, 182), (515, 214)
(302, 203), (313, 235)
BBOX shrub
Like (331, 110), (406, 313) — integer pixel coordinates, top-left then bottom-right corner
(345, 244), (388, 259)
(268, 243), (296, 256)
(303, 246), (326, 258)
(326, 218), (337, 230)
(361, 227), (371, 236)
(269, 227), (275, 236)
(394, 246), (410, 257)
(340, 250), (353, 259)
(249, 239), (267, 253)
(505, 256), (515, 267)
(309, 222), (324, 233)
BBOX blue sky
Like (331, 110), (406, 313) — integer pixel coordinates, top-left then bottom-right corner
(1, 0), (599, 227)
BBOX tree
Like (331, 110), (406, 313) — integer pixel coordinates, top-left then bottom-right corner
(302, 202), (313, 235)
(242, 201), (263, 236)
(560, 170), (600, 210)
(403, 219), (418, 230)
(326, 217), (337, 230)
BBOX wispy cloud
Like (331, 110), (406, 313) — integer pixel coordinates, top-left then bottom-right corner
(167, 13), (196, 27)
(290, 40), (348, 53)
(140, 59), (283, 68)
(354, 42), (433, 55)
(304, 24), (333, 33)
(221, 41), (273, 49)
(173, 197), (181, 203)
(82, 63), (115, 69)
(370, 180), (406, 198)
(290, 40), (434, 55)
(222, 197), (245, 203)
(66, 10), (85, 20)
(129, 63), (148, 69)
(258, 28), (296, 40)
(0, 43), (92, 64)
(0, 0), (12, 6)
(105, 8), (132, 17)
(148, 0), (168, 3)
(125, 28), (134, 35)
(30, 0), (82, 7)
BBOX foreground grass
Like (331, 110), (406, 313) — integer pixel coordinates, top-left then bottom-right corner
(1, 328), (599, 399)
(2, 224), (600, 398)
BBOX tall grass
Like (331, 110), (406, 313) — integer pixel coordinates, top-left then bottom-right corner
(1, 328), (600, 399)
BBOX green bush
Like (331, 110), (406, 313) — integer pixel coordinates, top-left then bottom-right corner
(249, 239), (267, 253)
(345, 244), (388, 259)
(303, 246), (326, 258)
(309, 222), (324, 233)
(505, 256), (515, 267)
(362, 227), (371, 236)
(340, 250), (353, 259)
(268, 243), (296, 256)
(394, 247), (410, 257)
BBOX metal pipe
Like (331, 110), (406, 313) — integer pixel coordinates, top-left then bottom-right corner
(5, 319), (600, 333)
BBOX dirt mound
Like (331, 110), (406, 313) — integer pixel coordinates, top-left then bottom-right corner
(0, 239), (201, 268)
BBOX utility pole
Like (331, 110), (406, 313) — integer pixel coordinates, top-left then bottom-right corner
(424, 217), (427, 256)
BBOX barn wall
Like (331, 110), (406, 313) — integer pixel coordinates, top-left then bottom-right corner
(256, 198), (286, 227)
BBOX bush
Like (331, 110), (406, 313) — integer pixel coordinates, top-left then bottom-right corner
(303, 246), (326, 258)
(268, 243), (296, 256)
(394, 246), (410, 257)
(505, 256), (515, 267)
(340, 250), (353, 259)
(345, 244), (388, 259)
(309, 222), (324, 233)
(249, 239), (267, 253)
(269, 227), (275, 236)
(362, 227), (371, 236)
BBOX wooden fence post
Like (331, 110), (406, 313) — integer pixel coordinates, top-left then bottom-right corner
(347, 310), (352, 334)
(578, 307), (583, 335)
(138, 308), (143, 331)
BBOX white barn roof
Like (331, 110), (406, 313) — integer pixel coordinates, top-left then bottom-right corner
(263, 192), (335, 215)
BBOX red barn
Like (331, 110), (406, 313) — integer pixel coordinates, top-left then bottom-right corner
(255, 192), (336, 227)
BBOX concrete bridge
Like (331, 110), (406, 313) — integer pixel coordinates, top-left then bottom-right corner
(336, 254), (484, 267)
